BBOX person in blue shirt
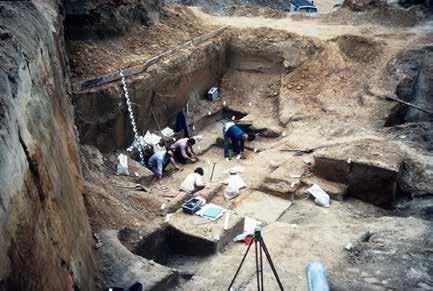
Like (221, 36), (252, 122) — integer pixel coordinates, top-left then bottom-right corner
(223, 122), (255, 159)
(147, 150), (180, 182)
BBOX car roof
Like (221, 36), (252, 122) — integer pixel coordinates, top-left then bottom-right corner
(291, 0), (314, 7)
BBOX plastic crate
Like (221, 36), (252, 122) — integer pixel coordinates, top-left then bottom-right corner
(208, 87), (219, 102)
(181, 197), (204, 214)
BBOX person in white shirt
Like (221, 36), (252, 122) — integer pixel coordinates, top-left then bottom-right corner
(180, 167), (206, 194)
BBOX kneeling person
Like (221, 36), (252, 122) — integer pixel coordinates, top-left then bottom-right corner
(148, 150), (179, 182)
(180, 167), (206, 194)
(170, 137), (199, 164)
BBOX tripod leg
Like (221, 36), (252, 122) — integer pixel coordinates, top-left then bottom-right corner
(259, 240), (264, 291)
(255, 239), (260, 291)
(228, 238), (254, 291)
(260, 238), (285, 291)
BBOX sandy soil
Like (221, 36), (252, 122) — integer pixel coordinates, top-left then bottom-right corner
(190, 6), (433, 39)
(67, 5), (207, 81)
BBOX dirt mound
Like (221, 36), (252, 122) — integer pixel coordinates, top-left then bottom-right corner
(64, 0), (162, 40)
(324, 2), (425, 27)
(67, 5), (206, 80)
(343, 0), (387, 11)
(166, 0), (289, 14)
(335, 34), (382, 63)
(223, 5), (287, 18)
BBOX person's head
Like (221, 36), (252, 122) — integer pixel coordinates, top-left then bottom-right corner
(187, 138), (196, 146)
(242, 133), (256, 142)
(166, 150), (174, 157)
(194, 167), (204, 176)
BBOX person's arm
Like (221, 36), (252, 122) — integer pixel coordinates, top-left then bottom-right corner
(189, 145), (199, 160)
(180, 143), (191, 160)
(223, 127), (230, 158)
(169, 156), (180, 170)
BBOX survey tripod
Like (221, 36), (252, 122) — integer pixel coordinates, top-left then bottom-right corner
(228, 227), (285, 291)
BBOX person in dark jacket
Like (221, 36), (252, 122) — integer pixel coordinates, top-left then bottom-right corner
(223, 122), (255, 159)
(175, 110), (189, 137)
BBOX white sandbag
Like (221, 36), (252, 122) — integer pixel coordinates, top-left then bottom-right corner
(144, 131), (161, 145)
(116, 154), (129, 176)
(224, 174), (246, 200)
(244, 216), (262, 233)
(161, 127), (174, 138)
(307, 184), (330, 208)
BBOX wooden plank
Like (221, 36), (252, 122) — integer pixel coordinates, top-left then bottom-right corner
(175, 41), (192, 50)
(192, 28), (225, 45)
(123, 64), (144, 76)
(143, 55), (161, 70)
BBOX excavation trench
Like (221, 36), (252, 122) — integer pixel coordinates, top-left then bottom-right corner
(72, 31), (287, 154)
(72, 28), (433, 290)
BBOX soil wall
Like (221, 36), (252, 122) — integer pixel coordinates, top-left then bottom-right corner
(73, 36), (228, 152)
(0, 2), (96, 290)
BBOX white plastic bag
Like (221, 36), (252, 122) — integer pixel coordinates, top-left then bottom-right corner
(116, 154), (129, 176)
(224, 174), (246, 200)
(307, 184), (330, 208)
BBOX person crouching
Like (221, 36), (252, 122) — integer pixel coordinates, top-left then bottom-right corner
(170, 137), (199, 164)
(148, 150), (180, 182)
(180, 167), (206, 194)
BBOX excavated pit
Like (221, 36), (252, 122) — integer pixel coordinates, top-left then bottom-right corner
(70, 26), (433, 290)
(72, 28), (324, 154)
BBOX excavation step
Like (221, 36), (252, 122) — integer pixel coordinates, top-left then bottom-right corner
(313, 138), (404, 208)
(97, 230), (179, 290)
(233, 191), (292, 223)
(301, 176), (348, 201)
(167, 209), (244, 256)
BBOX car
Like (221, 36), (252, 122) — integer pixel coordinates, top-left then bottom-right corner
(286, 0), (318, 13)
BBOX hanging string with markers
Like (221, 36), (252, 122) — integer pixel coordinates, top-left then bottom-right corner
(120, 69), (145, 165)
